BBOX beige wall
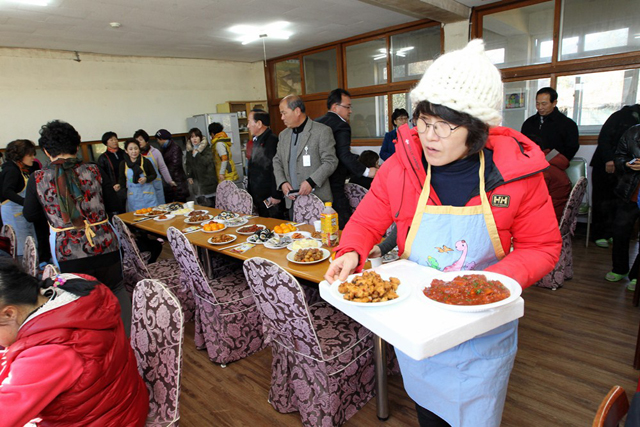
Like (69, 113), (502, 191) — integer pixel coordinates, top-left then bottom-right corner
(0, 48), (267, 147)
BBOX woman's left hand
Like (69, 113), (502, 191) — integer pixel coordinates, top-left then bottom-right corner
(219, 174), (225, 182)
(138, 177), (147, 184)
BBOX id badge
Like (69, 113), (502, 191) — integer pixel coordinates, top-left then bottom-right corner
(302, 155), (311, 167)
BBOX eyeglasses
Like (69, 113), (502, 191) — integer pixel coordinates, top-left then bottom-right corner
(337, 104), (352, 110)
(415, 117), (461, 138)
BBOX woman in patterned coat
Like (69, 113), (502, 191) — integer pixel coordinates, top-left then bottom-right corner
(23, 120), (132, 335)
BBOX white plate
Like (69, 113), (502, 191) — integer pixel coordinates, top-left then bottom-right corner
(236, 224), (267, 235)
(213, 212), (239, 221)
(153, 214), (175, 222)
(246, 234), (268, 245)
(183, 209), (208, 217)
(286, 239), (322, 251)
(184, 214), (214, 224)
(133, 211), (151, 216)
(200, 221), (227, 233)
(331, 272), (411, 307)
(420, 270), (522, 313)
(207, 234), (237, 245)
(221, 217), (249, 227)
(284, 231), (311, 240)
(286, 248), (330, 265)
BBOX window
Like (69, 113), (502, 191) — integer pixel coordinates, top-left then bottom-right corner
(502, 78), (550, 131)
(391, 26), (440, 82)
(351, 95), (389, 139)
(303, 49), (338, 94)
(346, 38), (388, 88)
(556, 68), (640, 134)
(560, 0), (640, 61)
(482, 1), (554, 68)
(274, 59), (301, 98)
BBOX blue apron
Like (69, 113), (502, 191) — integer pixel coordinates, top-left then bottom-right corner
(125, 157), (157, 212)
(144, 151), (165, 205)
(397, 151), (518, 427)
(1, 173), (36, 256)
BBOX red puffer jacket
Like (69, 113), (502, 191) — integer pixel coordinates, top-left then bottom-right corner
(337, 125), (562, 288)
(0, 277), (149, 426)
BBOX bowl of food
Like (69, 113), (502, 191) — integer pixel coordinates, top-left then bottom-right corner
(331, 271), (410, 306)
(201, 221), (226, 233)
(237, 224), (267, 235)
(207, 234), (237, 245)
(286, 248), (330, 264)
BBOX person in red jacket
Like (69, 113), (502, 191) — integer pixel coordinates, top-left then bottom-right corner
(0, 260), (149, 426)
(326, 40), (561, 427)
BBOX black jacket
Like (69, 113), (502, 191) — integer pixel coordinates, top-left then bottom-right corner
(521, 107), (579, 160)
(592, 104), (640, 168)
(0, 161), (29, 205)
(97, 149), (126, 185)
(614, 124), (640, 200)
(247, 128), (282, 201)
(316, 112), (366, 188)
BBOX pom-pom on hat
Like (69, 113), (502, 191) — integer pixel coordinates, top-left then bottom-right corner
(155, 129), (172, 140)
(410, 39), (503, 127)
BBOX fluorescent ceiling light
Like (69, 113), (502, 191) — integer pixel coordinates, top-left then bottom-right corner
(8, 0), (49, 5)
(228, 21), (293, 45)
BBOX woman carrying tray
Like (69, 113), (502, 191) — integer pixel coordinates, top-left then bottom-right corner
(325, 40), (561, 427)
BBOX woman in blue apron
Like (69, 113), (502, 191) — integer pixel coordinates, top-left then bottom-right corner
(0, 139), (37, 257)
(118, 139), (158, 212)
(134, 129), (177, 205)
(326, 40), (561, 426)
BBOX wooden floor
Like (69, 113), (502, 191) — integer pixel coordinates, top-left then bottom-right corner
(176, 225), (640, 426)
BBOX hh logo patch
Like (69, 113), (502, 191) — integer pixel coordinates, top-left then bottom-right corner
(491, 195), (510, 208)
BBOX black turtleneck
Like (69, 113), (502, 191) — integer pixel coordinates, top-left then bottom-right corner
(422, 148), (493, 207)
(292, 117), (309, 136)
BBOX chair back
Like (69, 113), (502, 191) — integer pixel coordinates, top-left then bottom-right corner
(112, 216), (151, 276)
(592, 385), (629, 427)
(292, 193), (325, 224)
(559, 177), (587, 236)
(215, 180), (238, 211)
(228, 188), (255, 215)
(344, 183), (368, 213)
(166, 227), (218, 303)
(1, 224), (17, 259)
(566, 157), (589, 215)
(243, 257), (323, 359)
(22, 236), (38, 277)
(41, 264), (60, 280)
(131, 279), (184, 427)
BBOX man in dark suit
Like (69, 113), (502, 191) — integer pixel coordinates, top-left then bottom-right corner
(273, 95), (338, 217)
(316, 88), (377, 228)
(246, 109), (284, 218)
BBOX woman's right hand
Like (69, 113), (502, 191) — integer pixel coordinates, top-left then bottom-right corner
(113, 184), (120, 191)
(218, 174), (225, 182)
(324, 251), (359, 283)
(188, 178), (194, 185)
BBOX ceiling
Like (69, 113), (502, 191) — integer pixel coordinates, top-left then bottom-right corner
(0, 0), (501, 62)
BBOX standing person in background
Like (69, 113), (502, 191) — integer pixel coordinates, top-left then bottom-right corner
(209, 122), (239, 183)
(326, 40), (560, 427)
(379, 108), (410, 161)
(156, 129), (189, 203)
(590, 104), (640, 248)
(118, 139), (157, 212)
(96, 131), (126, 213)
(0, 139), (37, 256)
(23, 120), (131, 335)
(246, 109), (283, 218)
(185, 127), (218, 207)
(134, 128), (176, 205)
(349, 150), (380, 190)
(317, 88), (377, 229)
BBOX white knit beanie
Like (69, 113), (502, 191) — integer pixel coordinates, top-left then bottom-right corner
(410, 39), (503, 127)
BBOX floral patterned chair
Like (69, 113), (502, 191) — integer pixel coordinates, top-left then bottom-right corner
(22, 236), (38, 277)
(112, 216), (194, 322)
(166, 227), (265, 366)
(214, 180), (239, 212)
(228, 187), (256, 215)
(1, 224), (17, 259)
(242, 257), (376, 427)
(536, 177), (587, 290)
(292, 193), (325, 224)
(41, 264), (60, 280)
(130, 279), (184, 427)
(344, 182), (368, 213)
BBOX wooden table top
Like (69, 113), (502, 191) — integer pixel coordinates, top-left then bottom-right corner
(118, 206), (337, 284)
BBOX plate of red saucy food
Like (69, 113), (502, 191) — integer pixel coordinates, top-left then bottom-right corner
(421, 271), (521, 312)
